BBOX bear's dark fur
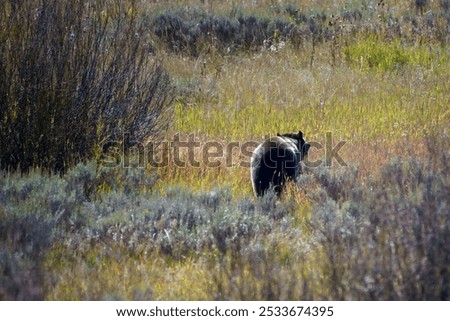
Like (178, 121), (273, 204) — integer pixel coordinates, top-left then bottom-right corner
(250, 131), (310, 197)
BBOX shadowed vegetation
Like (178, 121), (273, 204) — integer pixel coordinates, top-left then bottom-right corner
(0, 0), (173, 173)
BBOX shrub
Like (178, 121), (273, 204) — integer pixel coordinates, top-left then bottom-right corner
(0, 162), (296, 298)
(149, 3), (450, 58)
(150, 9), (300, 54)
(1, 139), (448, 300)
(0, 0), (173, 173)
(306, 138), (449, 300)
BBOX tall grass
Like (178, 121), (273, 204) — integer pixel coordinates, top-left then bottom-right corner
(164, 39), (448, 149)
(343, 36), (442, 72)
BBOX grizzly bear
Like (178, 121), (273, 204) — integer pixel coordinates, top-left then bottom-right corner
(250, 131), (310, 197)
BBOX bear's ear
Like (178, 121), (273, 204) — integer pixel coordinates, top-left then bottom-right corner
(298, 131), (303, 139)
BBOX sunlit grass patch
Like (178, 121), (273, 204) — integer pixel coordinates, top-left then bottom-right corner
(166, 40), (448, 148)
(344, 36), (446, 73)
(160, 51), (448, 196)
(45, 245), (216, 300)
(173, 97), (446, 143)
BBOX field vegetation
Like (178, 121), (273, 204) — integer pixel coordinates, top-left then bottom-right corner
(1, 0), (449, 300)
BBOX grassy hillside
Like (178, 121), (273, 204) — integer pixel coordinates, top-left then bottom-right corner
(1, 0), (449, 300)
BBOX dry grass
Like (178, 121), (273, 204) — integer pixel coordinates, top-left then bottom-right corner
(154, 41), (449, 197)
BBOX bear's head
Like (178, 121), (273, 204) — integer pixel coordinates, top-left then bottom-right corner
(277, 131), (310, 160)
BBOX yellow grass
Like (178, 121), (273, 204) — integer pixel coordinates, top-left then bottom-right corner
(153, 42), (449, 197)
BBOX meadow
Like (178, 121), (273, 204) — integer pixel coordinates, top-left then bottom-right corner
(0, 0), (449, 300)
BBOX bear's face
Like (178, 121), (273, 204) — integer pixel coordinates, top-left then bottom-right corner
(277, 131), (310, 160)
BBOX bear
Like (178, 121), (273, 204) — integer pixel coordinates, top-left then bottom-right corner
(250, 131), (310, 197)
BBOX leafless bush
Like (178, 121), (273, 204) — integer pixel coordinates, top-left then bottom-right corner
(0, 0), (173, 173)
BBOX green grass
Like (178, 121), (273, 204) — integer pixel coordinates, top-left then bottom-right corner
(344, 36), (445, 73)
(173, 88), (448, 143)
